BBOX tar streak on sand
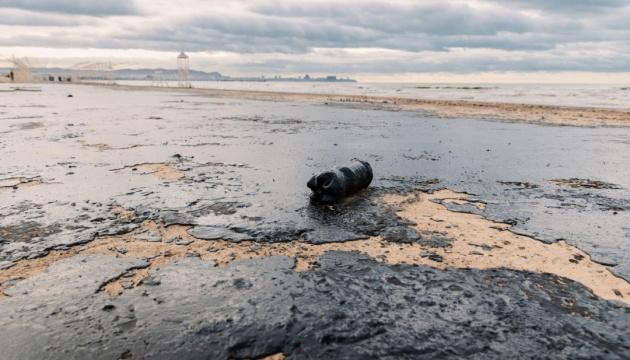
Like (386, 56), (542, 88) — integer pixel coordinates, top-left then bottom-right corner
(0, 177), (44, 191)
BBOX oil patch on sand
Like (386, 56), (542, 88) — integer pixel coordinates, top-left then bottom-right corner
(1, 189), (628, 303)
(0, 177), (44, 191)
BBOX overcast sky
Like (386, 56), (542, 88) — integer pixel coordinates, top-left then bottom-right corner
(1, 0), (629, 82)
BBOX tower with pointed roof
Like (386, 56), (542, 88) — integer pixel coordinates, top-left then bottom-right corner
(177, 52), (190, 88)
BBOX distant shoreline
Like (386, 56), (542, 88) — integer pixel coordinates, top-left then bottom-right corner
(95, 83), (630, 127)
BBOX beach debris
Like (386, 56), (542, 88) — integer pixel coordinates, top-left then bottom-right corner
(307, 160), (373, 203)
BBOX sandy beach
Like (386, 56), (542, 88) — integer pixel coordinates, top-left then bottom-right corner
(1, 83), (629, 358)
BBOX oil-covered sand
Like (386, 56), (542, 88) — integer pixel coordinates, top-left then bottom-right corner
(1, 84), (630, 359)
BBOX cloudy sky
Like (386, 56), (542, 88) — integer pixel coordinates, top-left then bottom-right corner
(1, 0), (629, 82)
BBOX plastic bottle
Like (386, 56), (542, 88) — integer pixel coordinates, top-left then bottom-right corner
(307, 160), (373, 203)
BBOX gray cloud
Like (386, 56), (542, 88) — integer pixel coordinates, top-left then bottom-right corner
(115, 2), (626, 54)
(488, 0), (629, 13)
(0, 0), (629, 74)
(251, 1), (536, 36)
(0, 0), (138, 16)
(0, 8), (91, 26)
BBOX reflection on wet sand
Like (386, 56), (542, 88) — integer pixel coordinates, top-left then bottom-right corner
(112, 163), (185, 181)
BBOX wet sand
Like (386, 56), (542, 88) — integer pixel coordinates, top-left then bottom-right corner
(107, 83), (630, 127)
